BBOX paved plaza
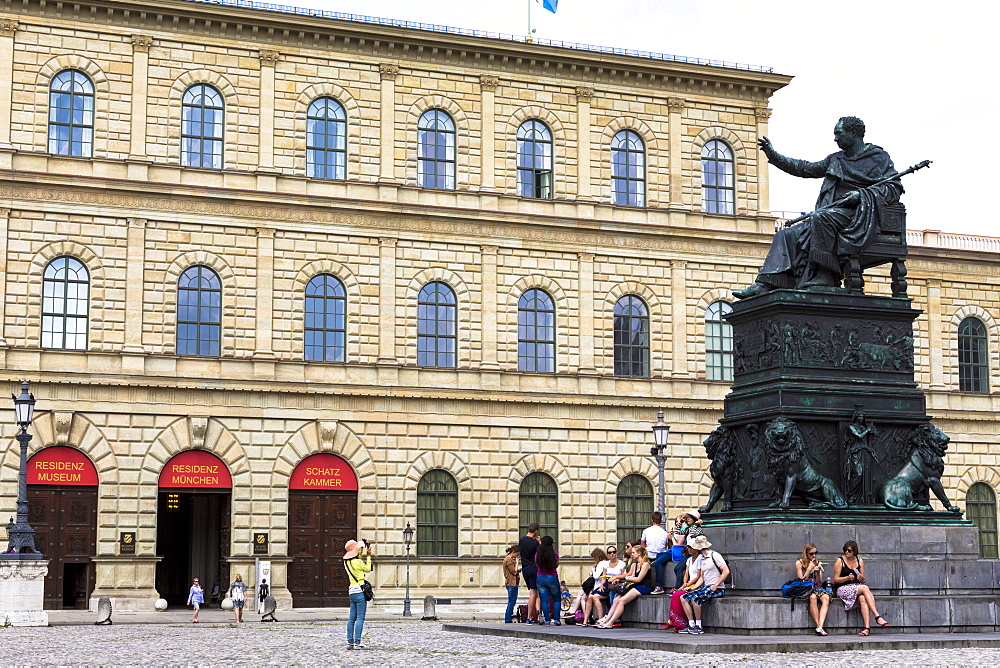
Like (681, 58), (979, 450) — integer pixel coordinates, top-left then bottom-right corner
(1, 612), (1000, 666)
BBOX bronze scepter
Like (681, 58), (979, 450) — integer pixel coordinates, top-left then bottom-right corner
(781, 160), (932, 228)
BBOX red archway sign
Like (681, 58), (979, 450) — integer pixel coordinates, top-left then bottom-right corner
(290, 454), (358, 491)
(27, 446), (99, 486)
(158, 450), (232, 489)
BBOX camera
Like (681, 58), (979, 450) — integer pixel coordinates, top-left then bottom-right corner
(362, 539), (370, 548)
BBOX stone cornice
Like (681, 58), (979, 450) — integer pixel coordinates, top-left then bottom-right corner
(0, 176), (769, 262)
(5, 0), (791, 100)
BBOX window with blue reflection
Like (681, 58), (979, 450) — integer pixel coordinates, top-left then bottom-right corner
(518, 288), (555, 373)
(182, 84), (224, 169)
(702, 139), (735, 214)
(517, 120), (553, 199)
(417, 281), (457, 367)
(48, 70), (94, 157)
(177, 266), (221, 356)
(611, 130), (645, 207)
(304, 274), (346, 362)
(417, 109), (455, 189)
(306, 97), (347, 180)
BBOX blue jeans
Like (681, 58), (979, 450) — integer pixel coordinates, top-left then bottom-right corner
(673, 559), (687, 589)
(652, 552), (671, 588)
(347, 592), (367, 645)
(536, 574), (560, 623)
(504, 586), (518, 622)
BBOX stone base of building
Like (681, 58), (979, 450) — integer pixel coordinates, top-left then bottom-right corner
(622, 522), (1000, 634)
(0, 559), (50, 626)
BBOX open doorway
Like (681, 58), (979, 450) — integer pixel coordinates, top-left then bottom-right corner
(155, 450), (233, 606)
(155, 490), (231, 606)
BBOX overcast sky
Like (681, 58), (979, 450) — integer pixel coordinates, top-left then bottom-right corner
(264, 0), (997, 237)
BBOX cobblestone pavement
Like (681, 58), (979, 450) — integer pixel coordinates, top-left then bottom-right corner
(0, 619), (998, 666)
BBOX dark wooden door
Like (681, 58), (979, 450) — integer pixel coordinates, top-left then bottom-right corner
(288, 491), (357, 607)
(27, 486), (98, 609)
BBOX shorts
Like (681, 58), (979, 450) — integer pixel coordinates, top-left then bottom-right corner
(232, 598), (245, 609)
(191, 602), (201, 610)
(632, 585), (653, 596)
(681, 585), (725, 606)
(521, 567), (538, 591)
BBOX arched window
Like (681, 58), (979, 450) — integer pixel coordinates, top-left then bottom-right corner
(41, 257), (89, 350)
(416, 469), (459, 557)
(614, 295), (650, 377)
(306, 97), (347, 180)
(959, 317), (989, 393)
(48, 70), (94, 157)
(616, 474), (654, 548)
(611, 130), (645, 207)
(967, 482), (998, 558)
(181, 84), (224, 169)
(518, 289), (555, 373)
(706, 301), (734, 382)
(177, 266), (221, 356)
(417, 109), (455, 189)
(304, 274), (346, 362)
(702, 139), (735, 215)
(417, 282), (457, 368)
(519, 472), (558, 546)
(517, 120), (553, 199)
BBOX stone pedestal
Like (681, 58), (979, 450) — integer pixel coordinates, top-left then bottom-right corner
(624, 523), (1000, 634)
(89, 556), (161, 612)
(0, 559), (49, 626)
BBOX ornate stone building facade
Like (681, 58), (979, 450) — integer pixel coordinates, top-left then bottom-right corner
(0, 0), (997, 610)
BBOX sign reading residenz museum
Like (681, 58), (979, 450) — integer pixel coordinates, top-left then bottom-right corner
(27, 446), (99, 486)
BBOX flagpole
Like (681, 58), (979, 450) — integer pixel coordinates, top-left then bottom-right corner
(527, 0), (533, 42)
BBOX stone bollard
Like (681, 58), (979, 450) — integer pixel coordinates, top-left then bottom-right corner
(421, 595), (437, 621)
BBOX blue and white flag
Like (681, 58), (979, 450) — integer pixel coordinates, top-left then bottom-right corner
(538, 0), (558, 13)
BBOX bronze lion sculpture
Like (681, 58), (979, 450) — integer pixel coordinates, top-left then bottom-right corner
(699, 426), (737, 513)
(879, 424), (960, 512)
(765, 417), (848, 509)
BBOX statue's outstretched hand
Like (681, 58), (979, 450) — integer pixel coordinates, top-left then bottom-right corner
(758, 136), (774, 157)
(840, 190), (861, 205)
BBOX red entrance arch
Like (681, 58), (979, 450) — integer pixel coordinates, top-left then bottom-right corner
(158, 450), (232, 489)
(26, 446), (99, 609)
(288, 453), (358, 607)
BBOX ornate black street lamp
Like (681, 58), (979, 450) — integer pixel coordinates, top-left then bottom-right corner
(4, 381), (40, 559)
(650, 410), (670, 517)
(402, 522), (414, 617)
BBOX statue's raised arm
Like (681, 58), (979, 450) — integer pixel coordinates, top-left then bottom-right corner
(735, 117), (903, 299)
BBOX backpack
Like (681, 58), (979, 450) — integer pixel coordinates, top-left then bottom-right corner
(781, 578), (814, 599)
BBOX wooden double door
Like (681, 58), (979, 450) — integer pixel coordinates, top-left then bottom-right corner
(27, 485), (97, 609)
(288, 491), (357, 607)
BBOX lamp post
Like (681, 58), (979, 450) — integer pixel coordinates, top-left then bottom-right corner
(4, 381), (40, 559)
(650, 410), (670, 517)
(402, 522), (414, 617)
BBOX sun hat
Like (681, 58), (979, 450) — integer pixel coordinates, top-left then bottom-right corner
(685, 509), (701, 521)
(344, 539), (360, 559)
(687, 535), (712, 550)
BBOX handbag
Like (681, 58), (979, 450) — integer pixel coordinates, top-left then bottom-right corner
(345, 559), (375, 602)
(581, 576), (595, 595)
(608, 579), (632, 595)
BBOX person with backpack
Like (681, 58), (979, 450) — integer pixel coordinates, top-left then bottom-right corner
(678, 535), (729, 634)
(344, 538), (373, 650)
(229, 573), (249, 623)
(794, 542), (830, 635)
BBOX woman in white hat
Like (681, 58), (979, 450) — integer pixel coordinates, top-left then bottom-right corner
(344, 538), (374, 649)
(678, 535), (729, 635)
